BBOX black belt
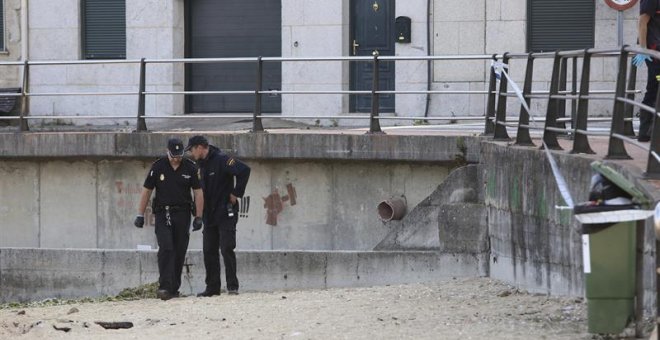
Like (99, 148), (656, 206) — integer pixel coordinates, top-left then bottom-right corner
(153, 205), (189, 213)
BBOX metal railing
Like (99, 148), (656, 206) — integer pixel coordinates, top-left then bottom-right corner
(0, 49), (656, 175)
(484, 46), (660, 179)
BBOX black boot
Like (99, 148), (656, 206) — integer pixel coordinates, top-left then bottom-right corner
(197, 288), (220, 297)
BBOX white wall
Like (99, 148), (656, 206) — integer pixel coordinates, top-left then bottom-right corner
(27, 0), (184, 126)
(282, 0), (348, 125)
(0, 0), (23, 89)
(0, 0), (646, 124)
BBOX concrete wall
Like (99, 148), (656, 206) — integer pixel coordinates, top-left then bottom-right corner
(0, 158), (450, 251)
(0, 248), (487, 303)
(481, 142), (657, 313)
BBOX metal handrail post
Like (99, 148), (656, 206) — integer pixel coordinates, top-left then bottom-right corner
(606, 46), (632, 159)
(542, 52), (562, 150)
(252, 56), (265, 132)
(493, 53), (510, 141)
(571, 50), (595, 154)
(19, 60), (29, 132)
(571, 57), (578, 130)
(369, 54), (383, 134)
(623, 62), (637, 136)
(557, 56), (568, 131)
(515, 53), (535, 146)
(136, 58), (147, 132)
(484, 54), (498, 135)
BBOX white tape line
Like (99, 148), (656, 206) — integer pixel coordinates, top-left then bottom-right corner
(492, 62), (575, 208)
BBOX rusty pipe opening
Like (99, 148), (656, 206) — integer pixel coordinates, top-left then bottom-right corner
(377, 197), (407, 222)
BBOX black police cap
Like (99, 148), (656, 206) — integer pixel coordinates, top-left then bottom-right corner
(167, 138), (185, 157)
(185, 135), (209, 151)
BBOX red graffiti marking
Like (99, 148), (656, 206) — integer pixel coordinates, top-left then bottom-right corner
(115, 180), (155, 227)
(263, 183), (297, 226)
(115, 181), (143, 194)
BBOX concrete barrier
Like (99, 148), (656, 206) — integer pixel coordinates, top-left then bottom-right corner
(0, 248), (487, 303)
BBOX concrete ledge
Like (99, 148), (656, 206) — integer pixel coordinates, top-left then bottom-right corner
(0, 132), (481, 163)
(0, 248), (488, 303)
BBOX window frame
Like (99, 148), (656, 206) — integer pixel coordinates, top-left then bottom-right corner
(0, 0), (6, 52)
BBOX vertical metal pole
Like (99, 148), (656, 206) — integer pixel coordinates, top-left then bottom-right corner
(136, 58), (147, 132)
(369, 54), (383, 134)
(607, 46), (632, 159)
(624, 62), (638, 136)
(493, 53), (510, 141)
(19, 60), (29, 132)
(634, 221), (645, 339)
(617, 10), (624, 47)
(572, 50), (595, 155)
(571, 57), (578, 130)
(515, 54), (535, 146)
(252, 56), (265, 132)
(484, 54), (498, 135)
(542, 52), (562, 150)
(557, 57), (568, 131)
(656, 239), (660, 339)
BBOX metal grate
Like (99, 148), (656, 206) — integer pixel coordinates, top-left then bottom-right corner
(527, 0), (595, 52)
(82, 0), (126, 59)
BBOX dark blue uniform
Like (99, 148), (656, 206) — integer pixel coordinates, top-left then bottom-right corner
(198, 145), (250, 293)
(639, 0), (660, 140)
(143, 157), (201, 295)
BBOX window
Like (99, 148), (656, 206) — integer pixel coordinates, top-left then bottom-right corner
(82, 0), (126, 59)
(1, 0), (5, 51)
(527, 0), (594, 52)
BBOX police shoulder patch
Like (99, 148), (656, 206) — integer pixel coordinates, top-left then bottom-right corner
(227, 158), (236, 166)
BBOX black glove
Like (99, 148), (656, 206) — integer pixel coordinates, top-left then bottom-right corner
(134, 215), (144, 228)
(192, 217), (203, 231)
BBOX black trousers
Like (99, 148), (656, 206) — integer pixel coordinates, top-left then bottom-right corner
(640, 59), (660, 139)
(154, 210), (191, 293)
(203, 213), (238, 292)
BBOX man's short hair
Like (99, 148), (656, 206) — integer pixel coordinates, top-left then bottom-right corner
(185, 135), (209, 151)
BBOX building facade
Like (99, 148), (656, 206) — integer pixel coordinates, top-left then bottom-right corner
(0, 0), (642, 125)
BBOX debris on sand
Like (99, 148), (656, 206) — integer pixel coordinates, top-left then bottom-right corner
(95, 321), (134, 330)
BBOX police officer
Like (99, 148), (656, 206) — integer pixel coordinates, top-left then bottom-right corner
(134, 138), (204, 300)
(185, 135), (250, 296)
(634, 0), (660, 141)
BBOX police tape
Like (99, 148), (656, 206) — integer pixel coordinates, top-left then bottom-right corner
(491, 61), (575, 209)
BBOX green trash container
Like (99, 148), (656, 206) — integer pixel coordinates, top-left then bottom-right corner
(584, 221), (636, 334)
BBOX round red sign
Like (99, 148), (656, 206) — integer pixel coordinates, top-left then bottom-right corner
(604, 0), (639, 11)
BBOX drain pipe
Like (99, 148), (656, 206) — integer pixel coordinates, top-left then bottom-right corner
(423, 0), (431, 118)
(21, 0), (28, 61)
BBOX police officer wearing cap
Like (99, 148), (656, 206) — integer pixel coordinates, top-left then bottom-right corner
(134, 138), (204, 300)
(186, 135), (250, 296)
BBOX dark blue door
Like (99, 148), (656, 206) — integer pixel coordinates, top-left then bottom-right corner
(350, 0), (395, 113)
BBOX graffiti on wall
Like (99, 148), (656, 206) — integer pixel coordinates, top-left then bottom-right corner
(263, 183), (297, 226)
(115, 180), (155, 227)
(239, 196), (251, 218)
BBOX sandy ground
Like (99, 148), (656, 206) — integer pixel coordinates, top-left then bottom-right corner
(0, 277), (596, 340)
